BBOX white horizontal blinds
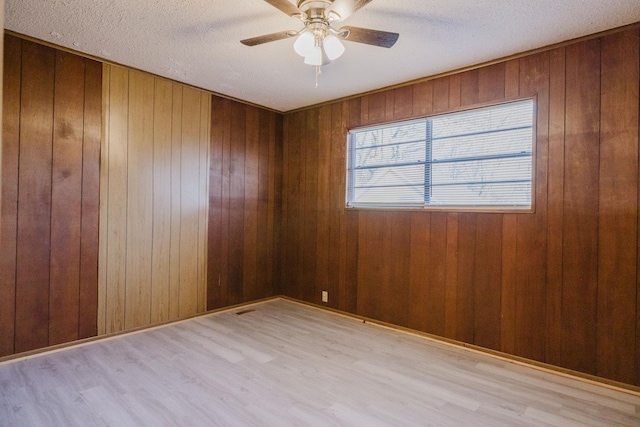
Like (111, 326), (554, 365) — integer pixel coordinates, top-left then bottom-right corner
(347, 99), (534, 209)
(429, 99), (533, 207)
(350, 119), (428, 205)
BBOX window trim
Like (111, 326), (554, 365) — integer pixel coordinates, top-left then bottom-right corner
(345, 96), (538, 213)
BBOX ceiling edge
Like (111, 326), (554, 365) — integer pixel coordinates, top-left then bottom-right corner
(6, 21), (640, 115)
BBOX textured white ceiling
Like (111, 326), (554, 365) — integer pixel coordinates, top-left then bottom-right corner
(5, 1), (640, 112)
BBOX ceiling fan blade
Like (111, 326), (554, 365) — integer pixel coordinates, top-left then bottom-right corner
(263, 0), (302, 17)
(241, 31), (294, 46)
(340, 26), (399, 48)
(327, 0), (373, 21)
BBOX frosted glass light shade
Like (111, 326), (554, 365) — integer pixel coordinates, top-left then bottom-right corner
(303, 46), (323, 66)
(323, 35), (345, 60)
(294, 32), (315, 57)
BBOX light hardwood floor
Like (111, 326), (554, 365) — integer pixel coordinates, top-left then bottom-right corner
(1, 298), (638, 426)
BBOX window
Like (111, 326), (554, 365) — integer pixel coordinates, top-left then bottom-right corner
(346, 99), (534, 210)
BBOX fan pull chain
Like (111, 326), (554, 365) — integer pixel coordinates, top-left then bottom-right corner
(315, 65), (321, 88)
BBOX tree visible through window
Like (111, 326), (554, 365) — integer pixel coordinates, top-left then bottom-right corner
(347, 99), (534, 210)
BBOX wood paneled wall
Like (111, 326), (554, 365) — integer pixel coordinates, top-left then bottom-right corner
(1, 35), (102, 355)
(281, 28), (640, 386)
(207, 96), (283, 309)
(99, 65), (210, 335)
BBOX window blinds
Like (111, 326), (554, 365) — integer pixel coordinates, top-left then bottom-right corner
(347, 99), (534, 209)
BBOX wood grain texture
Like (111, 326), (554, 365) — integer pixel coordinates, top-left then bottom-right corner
(207, 96), (226, 309)
(514, 52), (549, 363)
(562, 39), (601, 375)
(302, 109), (318, 303)
(279, 26), (640, 386)
(169, 85), (184, 320)
(179, 88), (203, 317)
(14, 40), (55, 353)
(207, 95), (282, 310)
(0, 35), (21, 356)
(1, 299), (638, 427)
(97, 64), (111, 336)
(78, 59), (102, 340)
(596, 29), (639, 384)
(456, 213), (476, 343)
(1, 36), (101, 354)
(473, 214), (502, 351)
(99, 66), (210, 336)
(49, 50), (85, 345)
(227, 102), (246, 304)
(125, 71), (155, 329)
(103, 65), (129, 334)
(150, 78), (173, 324)
(327, 103), (344, 310)
(316, 105), (332, 305)
(546, 47), (566, 367)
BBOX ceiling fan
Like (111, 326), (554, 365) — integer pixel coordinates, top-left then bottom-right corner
(241, 0), (399, 77)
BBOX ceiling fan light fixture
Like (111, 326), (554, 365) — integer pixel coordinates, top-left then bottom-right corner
(323, 34), (345, 60)
(294, 31), (315, 57)
(303, 45), (324, 66)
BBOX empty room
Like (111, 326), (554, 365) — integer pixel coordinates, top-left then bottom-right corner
(1, 0), (640, 425)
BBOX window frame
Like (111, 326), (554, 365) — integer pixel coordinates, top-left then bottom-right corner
(345, 96), (537, 213)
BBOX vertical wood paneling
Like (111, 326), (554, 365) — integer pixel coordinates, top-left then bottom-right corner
(0, 35), (21, 356)
(562, 39), (601, 374)
(546, 47), (566, 367)
(125, 71), (154, 329)
(207, 96), (225, 309)
(316, 105), (332, 304)
(256, 109), (270, 300)
(104, 65), (128, 334)
(473, 215), (502, 351)
(479, 63), (506, 102)
(178, 87), (203, 317)
(79, 59), (102, 339)
(100, 66), (209, 335)
(328, 102), (344, 309)
(280, 26), (640, 387)
(408, 213), (431, 332)
(500, 214), (517, 354)
(2, 36), (101, 354)
(460, 69), (479, 106)
(500, 58), (520, 355)
(456, 214), (476, 343)
(150, 79), (173, 324)
(97, 64), (110, 336)
(169, 85), (183, 319)
(596, 30), (639, 384)
(271, 113), (283, 297)
(14, 40), (55, 353)
(207, 96), (282, 310)
(242, 107), (259, 301)
(515, 52), (549, 362)
(227, 102), (246, 304)
(283, 110), (301, 298)
(444, 213), (459, 340)
(49, 51), (85, 345)
(428, 213), (447, 336)
(302, 109), (318, 303)
(197, 92), (210, 313)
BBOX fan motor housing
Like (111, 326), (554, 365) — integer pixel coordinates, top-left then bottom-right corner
(298, 0), (335, 20)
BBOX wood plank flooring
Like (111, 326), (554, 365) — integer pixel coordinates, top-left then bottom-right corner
(1, 298), (638, 426)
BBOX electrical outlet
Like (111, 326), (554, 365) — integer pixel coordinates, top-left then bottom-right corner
(321, 291), (328, 303)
